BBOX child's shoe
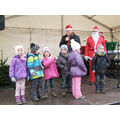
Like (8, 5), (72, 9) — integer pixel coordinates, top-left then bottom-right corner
(16, 96), (22, 105)
(21, 95), (27, 104)
(38, 95), (45, 100)
(76, 96), (86, 100)
(67, 88), (72, 94)
(32, 97), (39, 102)
(51, 90), (57, 97)
(61, 90), (66, 96)
(101, 90), (106, 94)
(96, 91), (100, 94)
(44, 91), (48, 99)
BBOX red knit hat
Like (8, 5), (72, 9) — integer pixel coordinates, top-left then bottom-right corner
(66, 24), (73, 31)
(93, 26), (99, 32)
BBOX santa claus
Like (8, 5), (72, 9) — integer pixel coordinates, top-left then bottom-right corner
(84, 26), (107, 85)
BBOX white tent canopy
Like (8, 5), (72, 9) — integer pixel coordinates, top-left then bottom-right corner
(0, 15), (120, 63)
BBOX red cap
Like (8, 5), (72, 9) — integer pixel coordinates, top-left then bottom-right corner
(66, 24), (73, 31)
(93, 26), (99, 31)
(99, 32), (103, 34)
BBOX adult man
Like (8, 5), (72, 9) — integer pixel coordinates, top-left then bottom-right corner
(59, 24), (81, 52)
(84, 26), (107, 85)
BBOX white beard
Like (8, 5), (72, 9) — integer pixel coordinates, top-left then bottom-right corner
(92, 32), (100, 42)
(92, 32), (100, 52)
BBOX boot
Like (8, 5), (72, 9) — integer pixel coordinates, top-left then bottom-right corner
(67, 88), (72, 94)
(16, 96), (22, 105)
(38, 95), (45, 100)
(31, 97), (39, 102)
(21, 95), (27, 104)
(44, 91), (48, 99)
(61, 90), (66, 96)
(51, 90), (57, 97)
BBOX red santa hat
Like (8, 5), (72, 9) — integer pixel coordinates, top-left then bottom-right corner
(93, 26), (99, 32)
(99, 31), (103, 34)
(66, 24), (73, 31)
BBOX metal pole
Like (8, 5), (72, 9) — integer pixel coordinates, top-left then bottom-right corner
(61, 15), (64, 37)
(110, 29), (114, 42)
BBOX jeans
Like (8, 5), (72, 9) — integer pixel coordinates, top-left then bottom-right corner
(65, 75), (72, 89)
(95, 75), (106, 91)
(44, 78), (55, 91)
(61, 75), (72, 89)
(30, 77), (43, 99)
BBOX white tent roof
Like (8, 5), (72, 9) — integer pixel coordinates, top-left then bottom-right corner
(5, 15), (120, 32)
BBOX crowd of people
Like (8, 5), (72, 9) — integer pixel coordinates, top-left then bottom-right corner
(9, 24), (110, 105)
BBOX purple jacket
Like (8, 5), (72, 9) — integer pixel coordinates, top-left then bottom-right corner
(69, 51), (87, 77)
(9, 55), (28, 80)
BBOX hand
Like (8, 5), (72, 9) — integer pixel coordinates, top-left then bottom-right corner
(66, 37), (69, 41)
(11, 77), (16, 83)
(84, 56), (89, 61)
(27, 76), (29, 81)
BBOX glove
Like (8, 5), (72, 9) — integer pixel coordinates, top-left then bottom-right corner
(27, 76), (29, 81)
(84, 56), (89, 61)
(11, 77), (16, 83)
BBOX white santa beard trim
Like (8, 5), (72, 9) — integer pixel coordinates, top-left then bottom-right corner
(66, 28), (73, 31)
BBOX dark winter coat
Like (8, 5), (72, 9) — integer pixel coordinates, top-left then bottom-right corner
(56, 52), (70, 76)
(59, 33), (81, 52)
(69, 51), (87, 77)
(92, 53), (110, 75)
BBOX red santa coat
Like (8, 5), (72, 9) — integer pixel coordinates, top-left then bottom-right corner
(85, 36), (107, 60)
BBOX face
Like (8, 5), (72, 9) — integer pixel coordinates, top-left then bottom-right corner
(92, 31), (99, 36)
(17, 48), (23, 56)
(35, 49), (40, 55)
(61, 48), (67, 55)
(99, 48), (104, 53)
(44, 51), (50, 57)
(66, 30), (73, 36)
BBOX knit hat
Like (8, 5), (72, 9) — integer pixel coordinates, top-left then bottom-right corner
(97, 44), (104, 53)
(60, 44), (68, 52)
(30, 43), (40, 52)
(66, 24), (73, 31)
(42, 47), (50, 53)
(93, 26), (99, 32)
(71, 39), (81, 51)
(14, 45), (24, 55)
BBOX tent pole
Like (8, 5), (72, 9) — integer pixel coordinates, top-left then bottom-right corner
(110, 29), (114, 42)
(61, 15), (64, 36)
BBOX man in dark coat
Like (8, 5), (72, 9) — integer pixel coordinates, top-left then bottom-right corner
(59, 24), (81, 52)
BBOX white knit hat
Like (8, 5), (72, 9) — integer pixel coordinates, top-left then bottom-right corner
(14, 45), (24, 55)
(71, 39), (81, 51)
(42, 47), (51, 53)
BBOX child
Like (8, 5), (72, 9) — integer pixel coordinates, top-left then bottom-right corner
(42, 47), (59, 98)
(9, 45), (28, 105)
(69, 39), (87, 99)
(92, 44), (110, 94)
(27, 43), (44, 102)
(56, 44), (71, 96)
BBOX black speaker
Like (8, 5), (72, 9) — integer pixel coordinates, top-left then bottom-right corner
(0, 15), (5, 30)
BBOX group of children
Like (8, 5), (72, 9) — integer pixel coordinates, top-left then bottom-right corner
(9, 39), (110, 105)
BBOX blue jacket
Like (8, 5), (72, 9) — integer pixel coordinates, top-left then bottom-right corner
(27, 52), (44, 80)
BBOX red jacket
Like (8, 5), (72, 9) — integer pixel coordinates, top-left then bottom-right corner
(84, 36), (107, 60)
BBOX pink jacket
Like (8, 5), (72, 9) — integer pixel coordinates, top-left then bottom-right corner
(42, 57), (59, 80)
